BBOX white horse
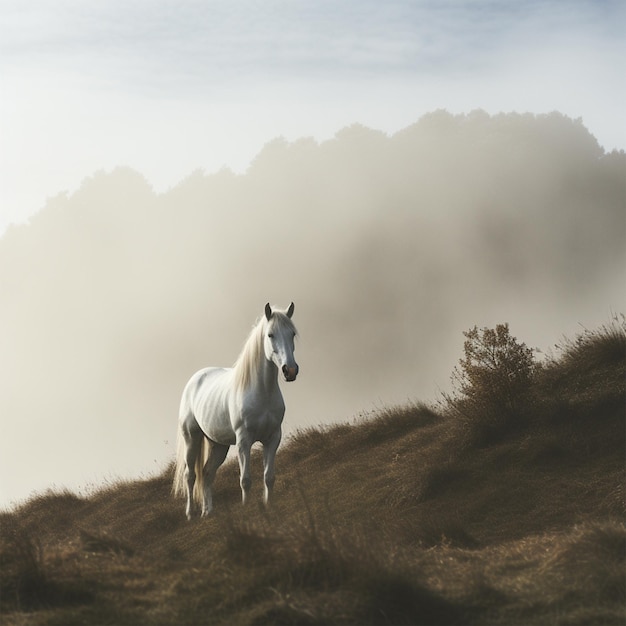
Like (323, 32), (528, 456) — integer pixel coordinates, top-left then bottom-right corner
(173, 302), (298, 519)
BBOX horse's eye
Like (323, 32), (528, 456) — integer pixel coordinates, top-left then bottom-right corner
(268, 333), (274, 339)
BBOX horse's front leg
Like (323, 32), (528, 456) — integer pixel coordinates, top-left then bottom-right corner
(262, 428), (282, 506)
(236, 433), (252, 505)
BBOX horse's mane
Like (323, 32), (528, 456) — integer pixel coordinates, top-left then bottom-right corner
(232, 312), (297, 393)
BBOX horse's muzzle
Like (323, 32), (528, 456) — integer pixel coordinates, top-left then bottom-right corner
(282, 364), (299, 382)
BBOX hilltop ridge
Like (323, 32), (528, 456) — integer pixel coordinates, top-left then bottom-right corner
(1, 319), (624, 624)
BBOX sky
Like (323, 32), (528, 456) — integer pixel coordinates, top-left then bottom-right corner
(1, 0), (625, 233)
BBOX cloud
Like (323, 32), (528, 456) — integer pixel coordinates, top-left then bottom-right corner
(3, 1), (623, 88)
(1, 0), (624, 237)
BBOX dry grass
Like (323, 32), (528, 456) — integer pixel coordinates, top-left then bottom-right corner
(1, 321), (624, 625)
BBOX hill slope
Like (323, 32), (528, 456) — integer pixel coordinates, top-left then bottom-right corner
(1, 321), (624, 625)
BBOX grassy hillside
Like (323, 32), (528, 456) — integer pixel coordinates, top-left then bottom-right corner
(1, 320), (624, 625)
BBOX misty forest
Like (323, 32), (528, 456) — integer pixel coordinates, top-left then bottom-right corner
(0, 110), (625, 625)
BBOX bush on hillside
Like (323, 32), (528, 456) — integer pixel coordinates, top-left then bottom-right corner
(443, 324), (537, 438)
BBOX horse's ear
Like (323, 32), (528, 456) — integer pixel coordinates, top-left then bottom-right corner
(264, 303), (273, 321)
(286, 302), (295, 318)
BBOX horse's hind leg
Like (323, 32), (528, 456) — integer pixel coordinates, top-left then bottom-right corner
(201, 440), (229, 517)
(182, 415), (203, 520)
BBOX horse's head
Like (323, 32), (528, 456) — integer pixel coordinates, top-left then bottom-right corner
(263, 302), (299, 382)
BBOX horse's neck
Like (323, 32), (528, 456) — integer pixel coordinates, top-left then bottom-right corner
(233, 346), (279, 397)
(251, 357), (278, 393)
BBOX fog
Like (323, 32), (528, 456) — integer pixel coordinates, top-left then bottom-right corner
(3, 1), (625, 233)
(1, 110), (624, 507)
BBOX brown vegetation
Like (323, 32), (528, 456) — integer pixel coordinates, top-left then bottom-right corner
(1, 320), (624, 624)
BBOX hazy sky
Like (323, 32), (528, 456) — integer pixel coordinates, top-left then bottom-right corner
(1, 0), (625, 233)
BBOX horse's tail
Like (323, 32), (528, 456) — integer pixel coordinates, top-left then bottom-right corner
(172, 426), (187, 498)
(172, 422), (207, 505)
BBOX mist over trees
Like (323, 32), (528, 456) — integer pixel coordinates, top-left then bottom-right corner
(1, 110), (624, 504)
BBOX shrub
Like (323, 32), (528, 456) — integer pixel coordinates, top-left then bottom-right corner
(444, 324), (537, 433)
